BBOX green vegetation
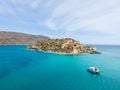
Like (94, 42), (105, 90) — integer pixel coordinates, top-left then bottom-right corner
(28, 38), (97, 54)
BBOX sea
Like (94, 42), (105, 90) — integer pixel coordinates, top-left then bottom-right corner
(0, 45), (120, 90)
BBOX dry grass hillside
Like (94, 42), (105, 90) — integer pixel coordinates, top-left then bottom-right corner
(0, 31), (49, 45)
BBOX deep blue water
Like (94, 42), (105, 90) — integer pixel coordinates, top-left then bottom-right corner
(0, 45), (120, 90)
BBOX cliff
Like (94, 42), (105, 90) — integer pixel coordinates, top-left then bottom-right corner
(0, 31), (49, 45)
(28, 38), (97, 54)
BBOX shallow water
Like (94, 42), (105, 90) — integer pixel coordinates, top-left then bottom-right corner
(0, 45), (120, 90)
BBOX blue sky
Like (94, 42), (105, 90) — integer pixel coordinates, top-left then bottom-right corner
(0, 0), (120, 44)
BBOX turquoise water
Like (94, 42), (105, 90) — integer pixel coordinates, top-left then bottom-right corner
(0, 45), (120, 90)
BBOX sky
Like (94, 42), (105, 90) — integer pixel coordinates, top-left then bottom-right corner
(0, 0), (120, 44)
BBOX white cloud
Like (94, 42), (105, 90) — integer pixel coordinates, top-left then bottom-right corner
(45, 0), (120, 35)
(31, 0), (42, 9)
(11, 0), (42, 9)
(45, 19), (56, 30)
(0, 0), (120, 44)
(45, 0), (55, 7)
(0, 4), (15, 15)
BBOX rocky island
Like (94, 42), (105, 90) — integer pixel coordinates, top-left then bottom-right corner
(28, 38), (97, 55)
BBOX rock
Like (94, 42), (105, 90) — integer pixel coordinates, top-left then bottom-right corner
(28, 38), (98, 55)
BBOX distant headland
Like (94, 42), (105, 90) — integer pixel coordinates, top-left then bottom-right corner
(0, 31), (49, 45)
(28, 38), (97, 55)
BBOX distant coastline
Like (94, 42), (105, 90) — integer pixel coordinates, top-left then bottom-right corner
(0, 31), (49, 45)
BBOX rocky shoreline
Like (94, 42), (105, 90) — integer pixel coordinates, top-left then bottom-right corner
(28, 38), (98, 55)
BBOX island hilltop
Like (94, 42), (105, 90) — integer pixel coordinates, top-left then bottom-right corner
(28, 38), (97, 54)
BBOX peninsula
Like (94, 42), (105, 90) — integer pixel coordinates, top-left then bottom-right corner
(28, 38), (97, 54)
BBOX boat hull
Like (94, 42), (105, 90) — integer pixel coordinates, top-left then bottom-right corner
(88, 67), (100, 74)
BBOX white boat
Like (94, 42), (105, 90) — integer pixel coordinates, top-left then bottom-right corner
(88, 67), (100, 74)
